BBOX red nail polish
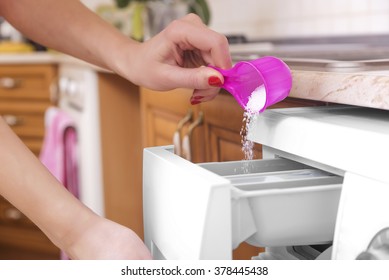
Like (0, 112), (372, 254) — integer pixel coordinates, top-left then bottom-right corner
(191, 100), (201, 105)
(208, 76), (223, 87)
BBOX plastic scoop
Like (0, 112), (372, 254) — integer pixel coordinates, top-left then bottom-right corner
(210, 56), (292, 113)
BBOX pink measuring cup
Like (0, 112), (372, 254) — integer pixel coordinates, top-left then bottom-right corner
(210, 56), (292, 112)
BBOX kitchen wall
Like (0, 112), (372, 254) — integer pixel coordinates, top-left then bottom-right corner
(82, 0), (389, 40)
(208, 0), (389, 39)
(82, 0), (110, 9)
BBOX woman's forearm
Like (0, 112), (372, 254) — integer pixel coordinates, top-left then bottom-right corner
(0, 0), (138, 72)
(0, 0), (232, 260)
(0, 118), (96, 251)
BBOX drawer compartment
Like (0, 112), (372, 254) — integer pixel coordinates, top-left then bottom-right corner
(200, 159), (342, 247)
(0, 65), (55, 100)
(143, 146), (343, 259)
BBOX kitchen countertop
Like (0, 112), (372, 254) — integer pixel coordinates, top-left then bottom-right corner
(0, 52), (61, 64)
(0, 52), (108, 72)
(290, 70), (389, 110)
(1, 52), (389, 110)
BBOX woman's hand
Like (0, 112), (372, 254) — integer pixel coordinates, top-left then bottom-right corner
(63, 215), (152, 260)
(114, 14), (233, 104)
(1, 2), (231, 103)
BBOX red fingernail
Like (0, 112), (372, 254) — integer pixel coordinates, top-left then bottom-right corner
(208, 76), (223, 87)
(191, 100), (201, 105)
(193, 96), (204, 100)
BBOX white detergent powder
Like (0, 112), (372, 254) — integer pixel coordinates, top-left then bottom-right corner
(245, 85), (267, 114)
(240, 85), (267, 172)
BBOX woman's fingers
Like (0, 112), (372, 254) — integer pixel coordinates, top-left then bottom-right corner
(163, 15), (232, 69)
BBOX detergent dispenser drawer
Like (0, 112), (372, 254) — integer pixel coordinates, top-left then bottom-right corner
(143, 146), (343, 259)
(199, 159), (342, 248)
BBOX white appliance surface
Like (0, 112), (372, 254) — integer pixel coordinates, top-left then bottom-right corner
(58, 63), (105, 216)
(143, 105), (389, 260)
(248, 105), (389, 183)
(248, 105), (389, 260)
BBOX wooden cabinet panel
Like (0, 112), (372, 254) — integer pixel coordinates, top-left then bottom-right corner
(0, 226), (58, 260)
(0, 110), (47, 137)
(0, 64), (59, 259)
(0, 197), (35, 228)
(0, 197), (58, 259)
(0, 100), (50, 113)
(0, 65), (56, 100)
(21, 139), (43, 156)
(145, 108), (184, 146)
(98, 73), (145, 239)
(200, 92), (262, 163)
(141, 87), (193, 148)
(208, 125), (259, 162)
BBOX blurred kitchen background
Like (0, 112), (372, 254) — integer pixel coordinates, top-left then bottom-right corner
(1, 0), (389, 260)
(2, 0), (389, 48)
(82, 0), (389, 40)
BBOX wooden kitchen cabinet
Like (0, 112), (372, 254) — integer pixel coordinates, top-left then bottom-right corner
(98, 73), (145, 239)
(0, 65), (56, 155)
(140, 88), (255, 163)
(141, 88), (198, 153)
(141, 86), (325, 259)
(0, 64), (60, 259)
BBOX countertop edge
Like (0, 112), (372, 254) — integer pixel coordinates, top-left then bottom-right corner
(1, 53), (389, 110)
(290, 70), (389, 110)
(0, 52), (110, 73)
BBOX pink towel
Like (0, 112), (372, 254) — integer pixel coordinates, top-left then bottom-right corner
(39, 107), (79, 260)
(40, 107), (79, 196)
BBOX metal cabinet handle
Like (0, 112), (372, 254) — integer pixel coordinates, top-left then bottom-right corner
(4, 207), (23, 221)
(0, 77), (22, 89)
(2, 114), (24, 126)
(173, 109), (193, 156)
(182, 111), (204, 161)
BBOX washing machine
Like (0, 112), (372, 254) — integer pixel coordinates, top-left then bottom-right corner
(57, 60), (105, 216)
(143, 105), (389, 260)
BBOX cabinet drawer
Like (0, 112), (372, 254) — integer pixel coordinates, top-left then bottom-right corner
(0, 197), (35, 228)
(22, 138), (44, 156)
(143, 146), (343, 259)
(0, 224), (59, 259)
(0, 101), (49, 138)
(0, 65), (55, 100)
(1, 112), (45, 138)
(0, 99), (50, 114)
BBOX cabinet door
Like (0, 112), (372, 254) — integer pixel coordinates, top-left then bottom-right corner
(141, 87), (194, 146)
(200, 94), (326, 164)
(200, 92), (262, 163)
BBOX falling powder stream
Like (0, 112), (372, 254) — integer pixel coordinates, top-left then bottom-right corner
(240, 85), (266, 172)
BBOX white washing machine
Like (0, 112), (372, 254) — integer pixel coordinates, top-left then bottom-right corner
(143, 105), (389, 260)
(57, 61), (105, 216)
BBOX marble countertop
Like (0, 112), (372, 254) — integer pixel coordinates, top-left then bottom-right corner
(290, 70), (389, 110)
(1, 52), (389, 110)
